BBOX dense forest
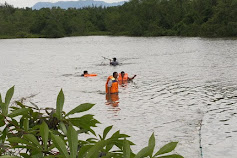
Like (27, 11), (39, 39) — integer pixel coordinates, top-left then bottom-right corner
(0, 0), (236, 38)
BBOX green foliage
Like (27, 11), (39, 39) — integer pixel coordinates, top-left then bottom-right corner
(0, 86), (183, 157)
(56, 89), (64, 119)
(40, 121), (49, 150)
(0, 0), (237, 38)
(65, 103), (95, 117)
(67, 125), (78, 158)
(154, 142), (178, 156)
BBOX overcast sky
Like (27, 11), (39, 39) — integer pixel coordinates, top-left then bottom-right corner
(0, 0), (124, 8)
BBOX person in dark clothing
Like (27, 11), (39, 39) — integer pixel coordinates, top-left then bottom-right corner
(110, 57), (119, 66)
(81, 71), (88, 76)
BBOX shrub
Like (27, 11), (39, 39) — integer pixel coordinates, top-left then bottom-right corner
(0, 86), (183, 158)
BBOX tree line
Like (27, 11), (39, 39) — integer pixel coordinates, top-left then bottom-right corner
(0, 0), (236, 38)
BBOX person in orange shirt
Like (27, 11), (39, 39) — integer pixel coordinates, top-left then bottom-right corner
(81, 70), (97, 77)
(105, 72), (119, 94)
(105, 72), (119, 106)
(118, 71), (136, 82)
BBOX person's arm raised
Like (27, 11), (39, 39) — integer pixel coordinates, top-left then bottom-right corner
(128, 75), (136, 80)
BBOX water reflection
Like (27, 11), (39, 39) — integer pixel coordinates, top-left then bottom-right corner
(105, 93), (120, 107)
(105, 93), (120, 116)
(118, 80), (128, 87)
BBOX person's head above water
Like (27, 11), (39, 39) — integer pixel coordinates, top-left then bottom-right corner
(113, 72), (118, 78)
(113, 58), (117, 61)
(84, 71), (88, 74)
(121, 71), (125, 77)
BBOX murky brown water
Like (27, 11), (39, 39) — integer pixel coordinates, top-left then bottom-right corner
(1, 36), (237, 158)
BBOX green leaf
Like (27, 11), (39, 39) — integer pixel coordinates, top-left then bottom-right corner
(85, 140), (113, 158)
(86, 138), (98, 143)
(154, 142), (178, 156)
(0, 127), (7, 143)
(23, 118), (29, 131)
(134, 146), (149, 158)
(67, 125), (78, 158)
(148, 133), (155, 157)
(30, 101), (40, 110)
(1, 103), (7, 116)
(8, 137), (32, 145)
(0, 103), (4, 111)
(123, 139), (131, 158)
(51, 132), (69, 158)
(3, 86), (14, 115)
(40, 121), (49, 150)
(156, 154), (184, 158)
(102, 153), (123, 158)
(105, 143), (113, 152)
(69, 115), (100, 136)
(15, 101), (26, 108)
(43, 156), (55, 158)
(8, 108), (30, 118)
(56, 89), (64, 120)
(11, 119), (18, 126)
(31, 152), (43, 158)
(65, 103), (95, 117)
(20, 153), (31, 158)
(110, 130), (130, 139)
(78, 145), (93, 158)
(103, 125), (113, 140)
(59, 122), (67, 135)
(0, 115), (5, 127)
(0, 93), (2, 103)
(23, 134), (42, 149)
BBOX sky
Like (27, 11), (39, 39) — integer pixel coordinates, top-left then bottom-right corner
(0, 0), (124, 8)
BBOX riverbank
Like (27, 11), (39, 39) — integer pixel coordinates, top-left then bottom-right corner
(1, 33), (237, 40)
(1, 0), (236, 39)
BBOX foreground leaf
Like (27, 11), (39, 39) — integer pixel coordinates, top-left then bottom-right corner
(51, 132), (69, 158)
(148, 133), (155, 157)
(65, 103), (95, 117)
(156, 154), (184, 158)
(0, 115), (5, 127)
(40, 121), (49, 150)
(59, 122), (67, 135)
(31, 152), (43, 158)
(56, 89), (64, 120)
(123, 139), (131, 158)
(85, 139), (113, 158)
(69, 115), (100, 136)
(103, 126), (113, 140)
(67, 125), (78, 158)
(78, 145), (93, 158)
(134, 146), (150, 158)
(23, 134), (42, 149)
(8, 137), (32, 146)
(8, 108), (30, 118)
(154, 142), (178, 156)
(4, 86), (14, 115)
(0, 93), (2, 103)
(23, 118), (29, 131)
(15, 101), (26, 108)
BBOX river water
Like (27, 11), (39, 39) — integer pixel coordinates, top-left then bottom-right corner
(0, 36), (237, 158)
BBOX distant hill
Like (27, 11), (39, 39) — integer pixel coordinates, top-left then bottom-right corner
(32, 0), (126, 10)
